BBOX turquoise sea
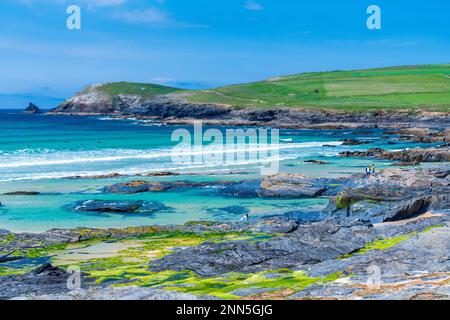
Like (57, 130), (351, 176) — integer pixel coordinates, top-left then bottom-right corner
(0, 110), (432, 233)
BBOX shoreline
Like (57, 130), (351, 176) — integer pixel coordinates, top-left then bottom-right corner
(1, 165), (449, 300)
(1, 109), (449, 300)
(47, 107), (450, 131)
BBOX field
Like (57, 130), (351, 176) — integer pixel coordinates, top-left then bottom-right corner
(185, 64), (450, 111)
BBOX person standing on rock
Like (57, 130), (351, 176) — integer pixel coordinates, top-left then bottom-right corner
(240, 213), (249, 222)
(371, 164), (376, 174)
(366, 166), (371, 176)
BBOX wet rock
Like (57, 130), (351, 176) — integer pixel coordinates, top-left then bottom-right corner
(220, 174), (335, 198)
(0, 264), (71, 300)
(105, 180), (231, 194)
(340, 147), (450, 163)
(0, 252), (23, 263)
(66, 173), (123, 180)
(342, 139), (370, 146)
(14, 286), (217, 300)
(33, 263), (65, 275)
(145, 172), (180, 177)
(304, 160), (329, 165)
(395, 128), (450, 144)
(392, 161), (420, 166)
(105, 181), (170, 193)
(3, 191), (40, 196)
(72, 200), (168, 214)
(297, 222), (450, 300)
(149, 221), (377, 276)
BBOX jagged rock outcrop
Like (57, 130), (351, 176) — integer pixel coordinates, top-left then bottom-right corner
(23, 103), (42, 114)
(0, 264), (71, 300)
(340, 147), (450, 163)
(328, 167), (450, 224)
(220, 174), (342, 198)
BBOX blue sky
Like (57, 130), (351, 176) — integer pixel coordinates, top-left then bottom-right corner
(0, 0), (449, 107)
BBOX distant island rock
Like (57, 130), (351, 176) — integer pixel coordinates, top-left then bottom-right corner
(23, 103), (42, 114)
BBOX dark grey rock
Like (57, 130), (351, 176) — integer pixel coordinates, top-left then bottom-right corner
(23, 103), (42, 114)
(71, 199), (168, 215)
(0, 264), (70, 300)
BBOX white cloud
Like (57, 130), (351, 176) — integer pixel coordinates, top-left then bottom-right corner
(244, 0), (263, 11)
(113, 7), (208, 28)
(115, 8), (168, 24)
(18, 0), (127, 7)
(151, 77), (175, 84)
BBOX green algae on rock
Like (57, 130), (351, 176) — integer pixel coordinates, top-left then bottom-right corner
(339, 224), (446, 260)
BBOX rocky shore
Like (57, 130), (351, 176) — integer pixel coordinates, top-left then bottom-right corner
(48, 90), (450, 130)
(1, 166), (448, 300)
(339, 147), (450, 163)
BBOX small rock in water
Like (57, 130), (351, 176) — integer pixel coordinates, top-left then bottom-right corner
(341, 139), (370, 146)
(304, 160), (328, 165)
(23, 103), (42, 114)
(3, 191), (40, 196)
(71, 200), (168, 215)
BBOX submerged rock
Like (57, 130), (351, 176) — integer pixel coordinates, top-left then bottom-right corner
(0, 252), (23, 263)
(72, 200), (168, 215)
(104, 180), (230, 194)
(208, 206), (249, 217)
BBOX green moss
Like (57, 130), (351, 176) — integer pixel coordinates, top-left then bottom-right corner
(107, 268), (343, 300)
(339, 224), (446, 259)
(18, 243), (69, 258)
(336, 194), (358, 210)
(421, 224), (445, 233)
(0, 266), (30, 277)
(184, 221), (217, 227)
(0, 234), (16, 248)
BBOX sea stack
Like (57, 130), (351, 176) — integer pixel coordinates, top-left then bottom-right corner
(23, 103), (42, 114)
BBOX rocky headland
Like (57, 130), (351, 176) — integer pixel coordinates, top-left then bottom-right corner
(47, 84), (450, 131)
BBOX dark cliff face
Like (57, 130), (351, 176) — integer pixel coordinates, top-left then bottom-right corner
(54, 100), (115, 114)
(23, 103), (42, 114)
(50, 89), (450, 130)
(137, 100), (231, 119)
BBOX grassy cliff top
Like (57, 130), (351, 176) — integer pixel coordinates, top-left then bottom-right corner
(86, 82), (181, 100)
(85, 64), (450, 112)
